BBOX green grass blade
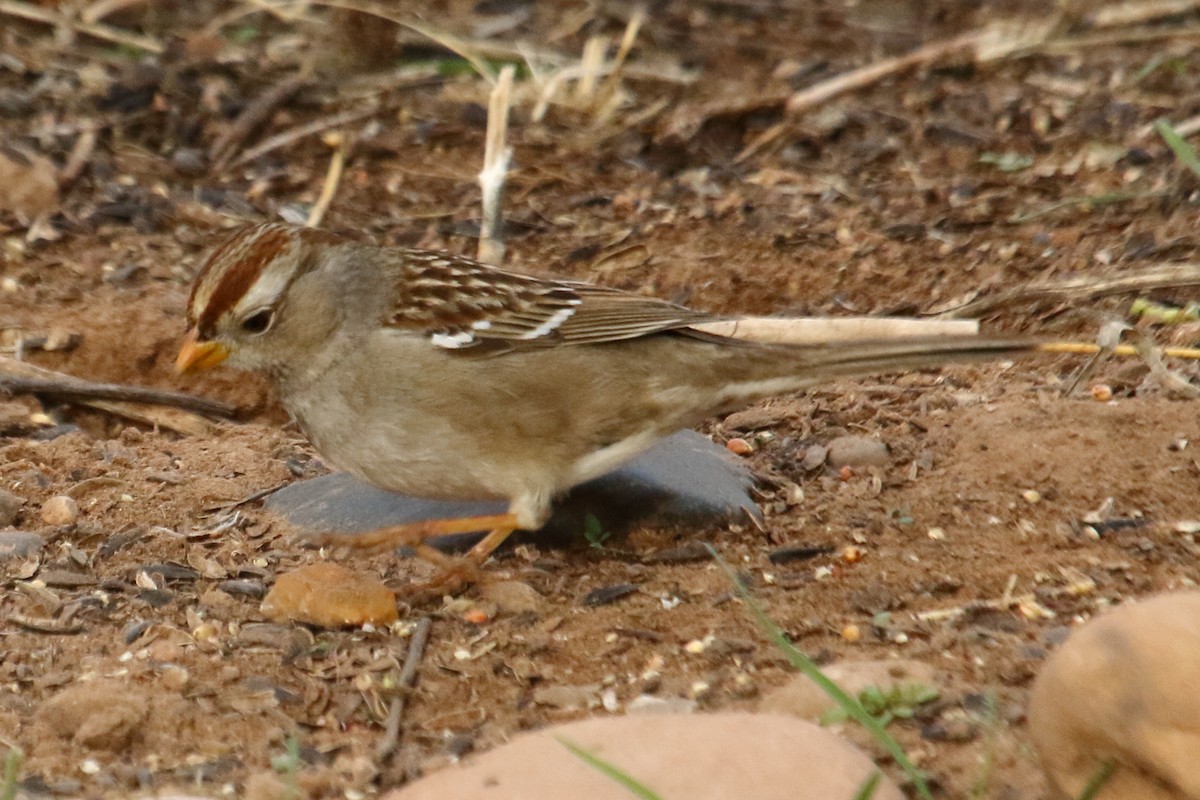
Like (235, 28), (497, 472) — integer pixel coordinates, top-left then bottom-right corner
(1155, 119), (1200, 179)
(557, 737), (664, 800)
(704, 544), (933, 800)
(852, 770), (883, 800)
(2, 748), (23, 800)
(1076, 760), (1115, 800)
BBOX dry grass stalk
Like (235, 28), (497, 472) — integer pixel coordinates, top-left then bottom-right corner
(478, 66), (515, 264)
(1088, 0), (1200, 28)
(305, 132), (349, 228)
(934, 262), (1200, 318)
(1135, 111), (1200, 142)
(532, 10), (643, 125)
(693, 317), (980, 345)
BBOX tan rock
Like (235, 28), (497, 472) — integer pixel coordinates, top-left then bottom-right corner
(384, 712), (903, 800)
(261, 563), (398, 628)
(760, 659), (938, 720)
(34, 679), (149, 751)
(1029, 592), (1200, 799)
(479, 579), (544, 615)
(826, 435), (890, 468)
(40, 495), (79, 526)
(0, 148), (59, 222)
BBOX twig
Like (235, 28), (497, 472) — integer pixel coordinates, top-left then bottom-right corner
(0, 375), (236, 418)
(736, 30), (984, 162)
(932, 263), (1200, 318)
(208, 75), (310, 174)
(231, 104), (380, 168)
(692, 316), (979, 344)
(210, 482), (289, 512)
(305, 133), (349, 228)
(59, 128), (98, 189)
(375, 616), (432, 763)
(478, 66), (515, 264)
(8, 614), (85, 635)
(0, 0), (163, 53)
(0, 355), (238, 421)
(81, 0), (150, 23)
(1135, 111), (1200, 142)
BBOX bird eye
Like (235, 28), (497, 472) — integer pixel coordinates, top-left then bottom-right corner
(240, 308), (274, 335)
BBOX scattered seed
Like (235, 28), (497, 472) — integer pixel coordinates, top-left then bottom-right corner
(1090, 383), (1113, 401)
(842, 624), (861, 642)
(725, 437), (753, 455)
(927, 527), (946, 541)
(1021, 489), (1042, 504)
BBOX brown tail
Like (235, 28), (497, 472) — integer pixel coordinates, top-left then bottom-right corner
(709, 336), (1045, 408)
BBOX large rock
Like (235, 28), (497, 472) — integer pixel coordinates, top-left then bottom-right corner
(1029, 592), (1200, 799)
(266, 430), (758, 552)
(383, 712), (903, 800)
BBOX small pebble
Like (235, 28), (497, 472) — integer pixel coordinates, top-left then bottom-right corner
(841, 546), (863, 564)
(826, 435), (890, 468)
(1090, 383), (1113, 402)
(927, 527), (946, 541)
(532, 684), (599, 710)
(1021, 489), (1042, 505)
(41, 495), (78, 526)
(479, 580), (543, 615)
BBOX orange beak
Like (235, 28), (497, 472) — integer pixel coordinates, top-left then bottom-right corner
(175, 327), (229, 374)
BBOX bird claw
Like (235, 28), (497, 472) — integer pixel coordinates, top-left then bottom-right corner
(393, 557), (488, 603)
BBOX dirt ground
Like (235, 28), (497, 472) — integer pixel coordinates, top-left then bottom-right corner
(3, 1), (1200, 797)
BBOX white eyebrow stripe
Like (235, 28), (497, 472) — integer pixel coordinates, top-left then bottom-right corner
(430, 330), (475, 348)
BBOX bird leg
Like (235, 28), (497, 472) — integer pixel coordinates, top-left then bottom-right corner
(307, 512), (520, 555)
(307, 513), (522, 600)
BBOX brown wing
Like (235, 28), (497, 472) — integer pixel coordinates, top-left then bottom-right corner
(385, 249), (717, 351)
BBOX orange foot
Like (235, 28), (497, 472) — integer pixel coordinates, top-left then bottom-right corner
(308, 513), (522, 601)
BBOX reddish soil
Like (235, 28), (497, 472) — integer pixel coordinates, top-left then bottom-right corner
(3, 1), (1200, 797)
